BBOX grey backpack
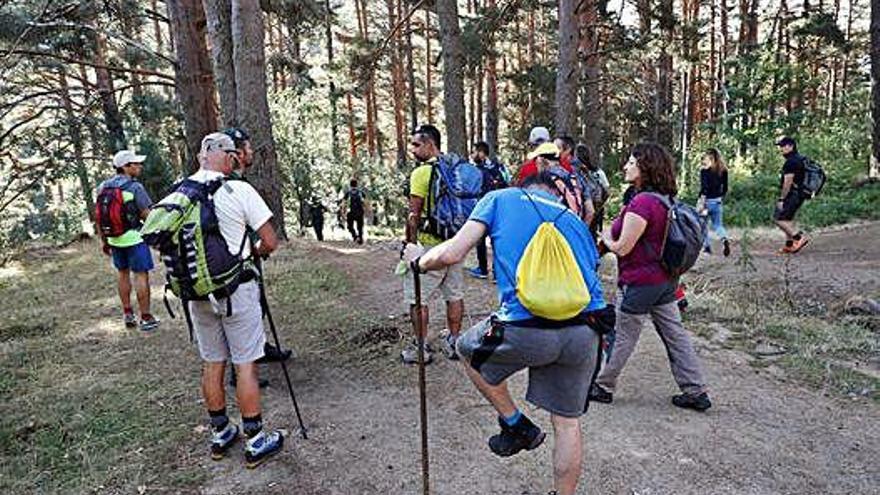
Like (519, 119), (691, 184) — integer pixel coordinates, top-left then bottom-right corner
(642, 192), (706, 277)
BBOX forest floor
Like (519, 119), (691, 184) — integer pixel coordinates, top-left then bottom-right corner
(1, 222), (878, 494)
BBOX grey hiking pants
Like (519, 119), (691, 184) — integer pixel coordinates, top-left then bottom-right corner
(595, 282), (707, 396)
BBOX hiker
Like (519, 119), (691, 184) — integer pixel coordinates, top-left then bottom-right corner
(188, 132), (284, 467)
(309, 198), (327, 242)
(401, 124), (467, 364)
(96, 150), (159, 332)
(343, 179), (367, 244)
(406, 168), (608, 495)
(514, 126), (573, 185)
(589, 142), (712, 411)
(698, 148), (731, 256)
(223, 127), (292, 367)
(530, 141), (595, 226)
(774, 137), (809, 253)
(574, 143), (610, 238)
(468, 140), (509, 279)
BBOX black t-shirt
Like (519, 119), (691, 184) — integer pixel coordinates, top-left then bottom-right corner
(345, 187), (365, 214)
(700, 168), (728, 199)
(780, 152), (805, 189)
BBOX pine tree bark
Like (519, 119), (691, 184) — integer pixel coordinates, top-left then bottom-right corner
(657, 0), (675, 149)
(555, 0), (579, 136)
(406, 8), (418, 130)
(203, 0), (237, 128)
(59, 69), (94, 221)
(167, 0), (219, 171)
(578, 0), (603, 165)
(231, 0), (287, 237)
(92, 30), (127, 151)
(387, 0), (407, 167)
(435, 0), (467, 154)
(326, 0), (339, 157)
(871, 0), (880, 177)
(485, 0), (499, 156)
(425, 8), (434, 124)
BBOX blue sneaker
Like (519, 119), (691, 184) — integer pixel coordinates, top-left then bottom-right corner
(244, 430), (284, 468)
(210, 422), (239, 460)
(467, 267), (488, 279)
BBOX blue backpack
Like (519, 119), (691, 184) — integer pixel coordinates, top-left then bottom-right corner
(423, 153), (484, 240)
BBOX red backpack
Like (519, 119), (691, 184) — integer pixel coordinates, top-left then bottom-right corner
(95, 186), (138, 237)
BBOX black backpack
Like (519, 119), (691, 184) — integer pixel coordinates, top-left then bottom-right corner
(641, 192), (706, 278)
(348, 187), (365, 214)
(799, 157), (826, 200)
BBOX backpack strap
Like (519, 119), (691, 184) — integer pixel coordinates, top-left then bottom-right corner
(521, 188), (568, 225)
(633, 192), (673, 263)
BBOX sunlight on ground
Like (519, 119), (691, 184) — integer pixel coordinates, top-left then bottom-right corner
(321, 245), (368, 255)
(0, 263), (24, 280)
(74, 315), (132, 340)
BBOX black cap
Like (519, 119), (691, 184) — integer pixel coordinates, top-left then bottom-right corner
(223, 127), (250, 149)
(776, 136), (796, 147)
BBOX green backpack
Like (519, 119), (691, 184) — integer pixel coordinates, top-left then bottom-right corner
(141, 178), (251, 316)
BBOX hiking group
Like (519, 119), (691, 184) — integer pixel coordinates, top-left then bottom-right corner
(94, 115), (824, 492)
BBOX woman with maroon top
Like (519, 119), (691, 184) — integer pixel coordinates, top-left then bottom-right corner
(589, 143), (712, 411)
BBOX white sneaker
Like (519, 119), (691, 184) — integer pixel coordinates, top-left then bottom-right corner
(439, 329), (459, 360)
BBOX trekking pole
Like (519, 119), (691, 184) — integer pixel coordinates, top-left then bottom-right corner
(253, 254), (309, 440)
(411, 260), (430, 495)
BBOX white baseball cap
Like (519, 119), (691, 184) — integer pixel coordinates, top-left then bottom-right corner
(528, 126), (550, 145)
(112, 150), (147, 169)
(200, 132), (237, 154)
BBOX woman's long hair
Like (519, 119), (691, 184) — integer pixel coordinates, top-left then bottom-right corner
(631, 142), (678, 196)
(704, 147), (727, 175)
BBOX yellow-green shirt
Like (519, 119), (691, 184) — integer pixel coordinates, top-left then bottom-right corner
(409, 163), (443, 247)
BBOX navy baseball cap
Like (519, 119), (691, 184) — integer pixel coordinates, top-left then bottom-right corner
(775, 136), (796, 147)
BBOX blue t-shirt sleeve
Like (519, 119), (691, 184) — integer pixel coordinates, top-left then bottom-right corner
(129, 182), (153, 211)
(469, 190), (499, 228)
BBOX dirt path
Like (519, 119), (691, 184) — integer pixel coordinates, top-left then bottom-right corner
(201, 225), (880, 495)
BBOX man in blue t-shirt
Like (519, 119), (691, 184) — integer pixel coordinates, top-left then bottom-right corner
(408, 171), (607, 495)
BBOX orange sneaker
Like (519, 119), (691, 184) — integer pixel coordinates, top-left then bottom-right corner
(790, 235), (810, 253)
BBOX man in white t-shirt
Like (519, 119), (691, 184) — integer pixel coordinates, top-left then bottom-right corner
(188, 132), (284, 468)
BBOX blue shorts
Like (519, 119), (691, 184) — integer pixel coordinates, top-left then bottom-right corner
(111, 243), (154, 273)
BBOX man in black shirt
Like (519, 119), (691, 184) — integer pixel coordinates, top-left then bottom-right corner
(467, 141), (509, 279)
(773, 137), (809, 253)
(343, 179), (367, 244)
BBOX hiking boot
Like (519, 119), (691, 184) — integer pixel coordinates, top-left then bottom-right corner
(123, 312), (138, 329)
(588, 384), (613, 404)
(400, 340), (433, 365)
(244, 429), (284, 469)
(467, 267), (489, 280)
(438, 329), (459, 360)
(722, 238), (731, 257)
(790, 235), (810, 253)
(139, 315), (160, 332)
(256, 343), (292, 364)
(488, 415), (545, 457)
(210, 422), (240, 460)
(672, 392), (712, 412)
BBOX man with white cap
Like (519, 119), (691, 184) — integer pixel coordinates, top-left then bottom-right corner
(96, 150), (159, 331)
(187, 132), (284, 468)
(515, 126), (574, 185)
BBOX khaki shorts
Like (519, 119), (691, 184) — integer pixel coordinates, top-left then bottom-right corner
(402, 260), (465, 305)
(189, 281), (266, 364)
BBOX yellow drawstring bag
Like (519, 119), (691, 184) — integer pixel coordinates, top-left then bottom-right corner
(516, 192), (591, 320)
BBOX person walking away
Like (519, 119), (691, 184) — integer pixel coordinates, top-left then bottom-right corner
(774, 137), (810, 253)
(514, 126), (574, 185)
(223, 127), (291, 366)
(468, 141), (509, 279)
(698, 148), (731, 256)
(589, 142), (712, 411)
(96, 150), (159, 331)
(344, 179), (367, 244)
(407, 169), (608, 495)
(573, 143), (610, 238)
(401, 124), (467, 363)
(309, 198), (327, 241)
(186, 132), (284, 467)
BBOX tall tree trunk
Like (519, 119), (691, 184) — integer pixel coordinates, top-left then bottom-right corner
(167, 0), (218, 171)
(425, 8), (434, 123)
(485, 0), (499, 156)
(347, 92), (358, 158)
(435, 0), (467, 154)
(203, 0), (237, 127)
(578, 0), (603, 165)
(326, 0), (339, 157)
(657, 0), (675, 149)
(387, 0), (407, 167)
(871, 0), (880, 177)
(59, 69), (94, 222)
(231, 0), (286, 237)
(555, 0), (579, 136)
(92, 31), (127, 151)
(406, 9), (418, 130)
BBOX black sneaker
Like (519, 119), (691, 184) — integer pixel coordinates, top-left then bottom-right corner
(256, 343), (292, 364)
(672, 392), (712, 411)
(487, 415), (545, 457)
(722, 238), (731, 257)
(588, 384), (613, 404)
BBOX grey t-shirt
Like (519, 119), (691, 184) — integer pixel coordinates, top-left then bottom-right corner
(97, 175), (153, 212)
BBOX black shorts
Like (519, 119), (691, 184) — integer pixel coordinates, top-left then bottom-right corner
(773, 192), (804, 221)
